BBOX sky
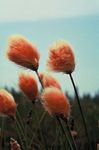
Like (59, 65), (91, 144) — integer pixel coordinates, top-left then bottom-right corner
(0, 0), (99, 96)
(0, 0), (99, 21)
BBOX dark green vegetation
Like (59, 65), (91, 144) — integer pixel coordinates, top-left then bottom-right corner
(0, 88), (99, 150)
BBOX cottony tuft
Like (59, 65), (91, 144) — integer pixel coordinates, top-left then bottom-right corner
(7, 35), (40, 71)
(47, 40), (75, 74)
(19, 73), (38, 102)
(0, 89), (16, 117)
(42, 87), (70, 118)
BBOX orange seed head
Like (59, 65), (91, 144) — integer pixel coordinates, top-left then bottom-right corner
(39, 72), (61, 90)
(7, 35), (40, 71)
(47, 40), (75, 74)
(19, 73), (38, 102)
(0, 89), (16, 117)
(42, 87), (70, 118)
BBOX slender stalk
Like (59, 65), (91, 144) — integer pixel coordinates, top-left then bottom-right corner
(16, 109), (25, 134)
(35, 70), (44, 89)
(65, 120), (78, 150)
(28, 111), (47, 150)
(69, 73), (92, 150)
(51, 123), (61, 147)
(60, 117), (78, 150)
(16, 109), (29, 149)
(39, 111), (46, 125)
(56, 116), (74, 150)
(15, 118), (26, 150)
(1, 117), (5, 150)
(35, 69), (76, 149)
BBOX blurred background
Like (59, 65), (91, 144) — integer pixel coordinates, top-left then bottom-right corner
(0, 0), (99, 96)
(0, 0), (99, 149)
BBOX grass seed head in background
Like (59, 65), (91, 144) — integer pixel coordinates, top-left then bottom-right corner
(10, 138), (21, 150)
(0, 89), (16, 117)
(19, 73), (38, 102)
(42, 87), (70, 118)
(7, 35), (40, 71)
(47, 40), (75, 74)
(39, 72), (61, 90)
(97, 144), (99, 150)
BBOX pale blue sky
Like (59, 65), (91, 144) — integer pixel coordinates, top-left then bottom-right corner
(0, 0), (99, 96)
(0, 0), (99, 21)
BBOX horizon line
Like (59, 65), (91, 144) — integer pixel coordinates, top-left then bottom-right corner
(0, 14), (98, 24)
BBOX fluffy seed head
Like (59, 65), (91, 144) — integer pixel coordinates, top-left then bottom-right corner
(0, 89), (16, 117)
(42, 87), (70, 118)
(39, 72), (61, 90)
(19, 73), (38, 102)
(7, 35), (40, 71)
(47, 40), (75, 74)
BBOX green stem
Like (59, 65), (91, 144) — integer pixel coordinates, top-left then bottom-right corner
(56, 116), (74, 150)
(28, 111), (47, 150)
(16, 109), (25, 134)
(69, 73), (92, 150)
(35, 70), (44, 89)
(51, 123), (61, 147)
(35, 70), (74, 149)
(15, 118), (26, 150)
(39, 111), (46, 125)
(1, 117), (5, 150)
(65, 120), (78, 150)
(16, 109), (28, 149)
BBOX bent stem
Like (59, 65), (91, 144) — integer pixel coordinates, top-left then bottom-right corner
(69, 73), (92, 150)
(35, 70), (44, 89)
(56, 116), (74, 150)
(35, 69), (75, 149)
(63, 118), (78, 150)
